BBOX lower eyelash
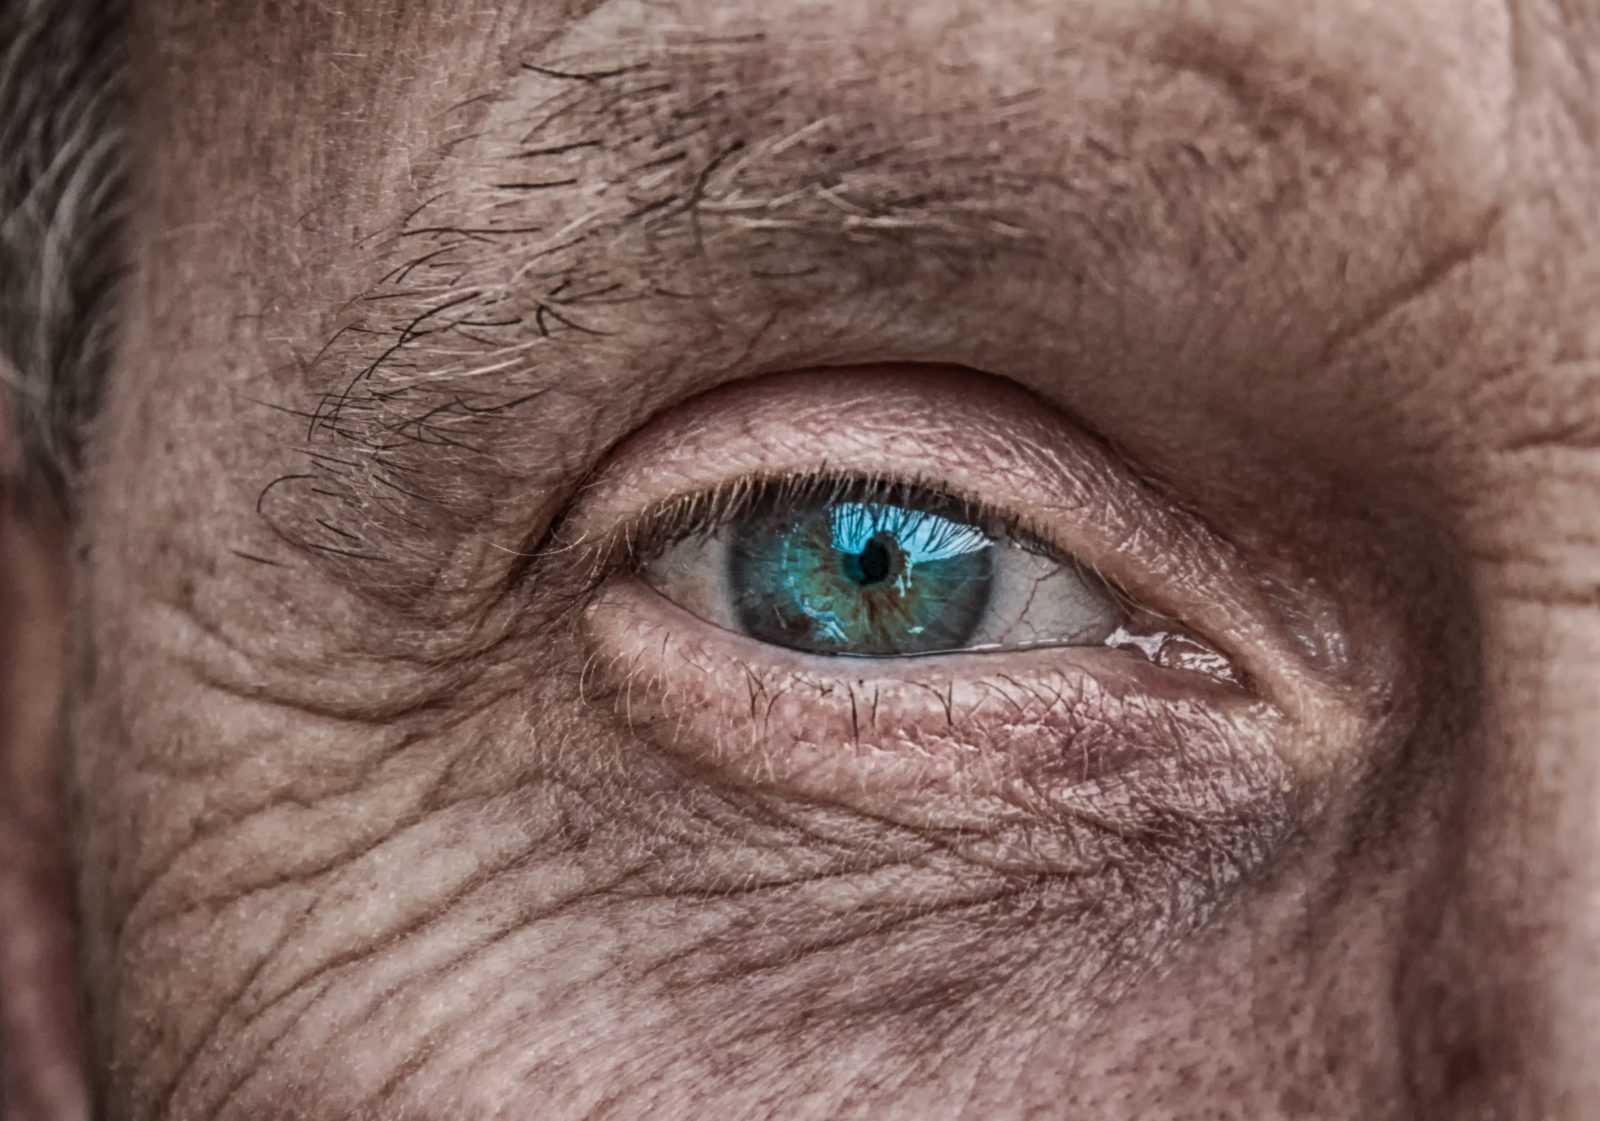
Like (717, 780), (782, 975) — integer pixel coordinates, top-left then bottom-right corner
(580, 578), (1275, 812)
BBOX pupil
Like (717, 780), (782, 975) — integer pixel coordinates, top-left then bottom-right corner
(854, 533), (896, 586)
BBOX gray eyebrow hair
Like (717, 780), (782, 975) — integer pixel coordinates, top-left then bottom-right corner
(262, 32), (1346, 566)
(260, 44), (1050, 580)
(0, 0), (127, 507)
(256, 15), (1478, 614)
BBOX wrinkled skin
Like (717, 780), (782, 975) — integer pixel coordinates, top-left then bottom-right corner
(5, 0), (1600, 1117)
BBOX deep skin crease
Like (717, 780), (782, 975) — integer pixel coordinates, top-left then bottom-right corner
(5, 0), (1600, 1117)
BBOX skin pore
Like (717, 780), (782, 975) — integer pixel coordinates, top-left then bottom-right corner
(5, 0), (1600, 1117)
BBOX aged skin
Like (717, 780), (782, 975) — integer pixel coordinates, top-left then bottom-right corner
(4, 0), (1600, 1117)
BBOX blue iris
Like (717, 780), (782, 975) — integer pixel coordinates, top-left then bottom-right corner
(728, 500), (996, 656)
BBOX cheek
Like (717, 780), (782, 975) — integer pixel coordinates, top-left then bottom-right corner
(74, 679), (611, 1115)
(72, 605), (1293, 1121)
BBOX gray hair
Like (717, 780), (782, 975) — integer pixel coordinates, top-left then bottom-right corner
(0, 0), (125, 504)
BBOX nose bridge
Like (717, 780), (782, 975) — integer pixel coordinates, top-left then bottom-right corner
(1400, 595), (1600, 1115)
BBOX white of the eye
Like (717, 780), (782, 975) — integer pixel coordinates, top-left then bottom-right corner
(643, 526), (1123, 653)
(962, 540), (1122, 651)
(640, 530), (743, 632)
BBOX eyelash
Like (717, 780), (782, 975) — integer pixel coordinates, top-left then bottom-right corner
(540, 466), (1184, 664)
(604, 469), (1072, 574)
(536, 362), (1267, 690)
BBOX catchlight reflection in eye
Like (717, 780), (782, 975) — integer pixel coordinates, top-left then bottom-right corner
(641, 485), (1127, 658)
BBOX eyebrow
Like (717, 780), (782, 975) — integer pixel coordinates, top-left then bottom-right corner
(255, 7), (1506, 600)
(261, 43), (1060, 573)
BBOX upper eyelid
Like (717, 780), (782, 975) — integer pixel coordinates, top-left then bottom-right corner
(563, 370), (1197, 595)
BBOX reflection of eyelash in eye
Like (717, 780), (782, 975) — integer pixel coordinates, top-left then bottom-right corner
(614, 469), (1045, 568)
(580, 467), (1154, 621)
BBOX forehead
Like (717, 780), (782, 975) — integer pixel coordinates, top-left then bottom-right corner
(157, 0), (1514, 191)
(137, 0), (1518, 434)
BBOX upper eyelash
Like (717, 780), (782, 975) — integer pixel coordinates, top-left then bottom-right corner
(545, 468), (1145, 624)
(613, 469), (1046, 570)
(533, 466), (1181, 657)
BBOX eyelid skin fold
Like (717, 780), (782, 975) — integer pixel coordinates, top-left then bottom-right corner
(564, 366), (1346, 729)
(583, 578), (1289, 834)
(560, 364), (1354, 889)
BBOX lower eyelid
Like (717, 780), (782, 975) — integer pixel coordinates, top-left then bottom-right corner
(582, 578), (1286, 835)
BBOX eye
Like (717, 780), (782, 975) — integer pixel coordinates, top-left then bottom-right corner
(534, 365), (1361, 1016)
(554, 365), (1355, 821)
(641, 486), (1124, 658)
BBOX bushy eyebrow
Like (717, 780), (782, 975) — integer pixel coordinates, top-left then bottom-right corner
(259, 43), (1073, 578)
(253, 9), (1503, 612)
